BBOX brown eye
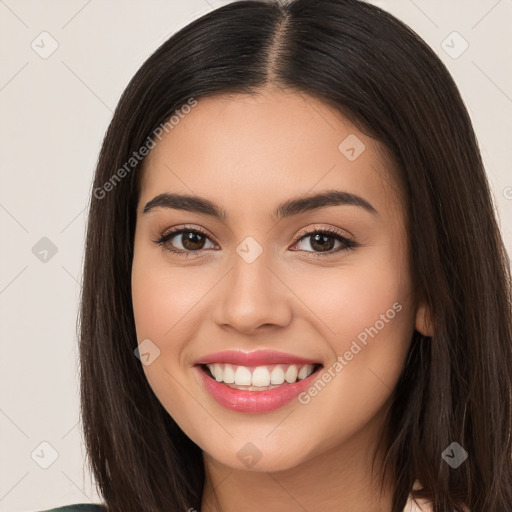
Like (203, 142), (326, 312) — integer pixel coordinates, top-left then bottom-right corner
(153, 227), (216, 255)
(306, 233), (337, 252)
(179, 231), (207, 251)
(291, 227), (357, 257)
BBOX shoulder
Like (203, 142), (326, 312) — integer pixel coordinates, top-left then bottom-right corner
(404, 481), (470, 512)
(404, 496), (470, 512)
(36, 505), (106, 512)
(403, 494), (434, 512)
(403, 479), (434, 512)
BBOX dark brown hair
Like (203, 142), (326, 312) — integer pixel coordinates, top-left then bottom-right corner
(79, 1), (512, 511)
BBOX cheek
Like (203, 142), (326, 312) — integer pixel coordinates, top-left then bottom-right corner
(131, 245), (209, 432)
(290, 244), (414, 403)
(131, 244), (212, 343)
(294, 244), (411, 345)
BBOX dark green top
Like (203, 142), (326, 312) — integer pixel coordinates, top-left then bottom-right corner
(38, 505), (106, 512)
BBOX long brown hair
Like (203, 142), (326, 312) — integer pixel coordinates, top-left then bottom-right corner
(79, 1), (512, 510)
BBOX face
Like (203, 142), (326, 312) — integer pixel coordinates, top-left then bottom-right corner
(131, 87), (428, 474)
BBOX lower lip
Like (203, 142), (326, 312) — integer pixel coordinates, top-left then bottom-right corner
(195, 365), (322, 413)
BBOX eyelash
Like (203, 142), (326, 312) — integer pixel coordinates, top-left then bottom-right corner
(152, 225), (357, 259)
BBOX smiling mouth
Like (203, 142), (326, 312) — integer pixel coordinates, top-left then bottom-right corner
(199, 362), (324, 391)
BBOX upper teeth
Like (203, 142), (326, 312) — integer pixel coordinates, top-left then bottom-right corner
(205, 363), (316, 387)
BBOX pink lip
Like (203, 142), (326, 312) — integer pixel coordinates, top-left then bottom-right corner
(193, 349), (321, 367)
(195, 364), (323, 413)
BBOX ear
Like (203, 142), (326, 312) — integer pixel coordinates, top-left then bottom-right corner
(415, 301), (434, 337)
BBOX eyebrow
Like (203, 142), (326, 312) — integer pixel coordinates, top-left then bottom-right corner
(142, 189), (378, 220)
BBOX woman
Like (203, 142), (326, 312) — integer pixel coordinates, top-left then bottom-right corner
(40, 0), (512, 510)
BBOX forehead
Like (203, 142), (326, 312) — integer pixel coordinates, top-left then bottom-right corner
(138, 88), (403, 221)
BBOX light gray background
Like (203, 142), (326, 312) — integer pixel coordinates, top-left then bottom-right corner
(1, 1), (511, 511)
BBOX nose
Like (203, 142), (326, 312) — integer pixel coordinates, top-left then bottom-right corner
(212, 247), (293, 335)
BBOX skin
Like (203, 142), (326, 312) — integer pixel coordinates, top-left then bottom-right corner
(131, 86), (432, 512)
